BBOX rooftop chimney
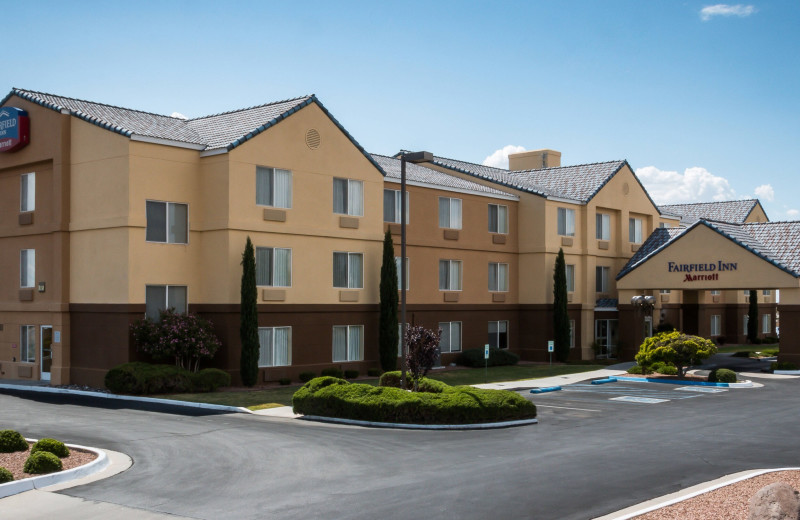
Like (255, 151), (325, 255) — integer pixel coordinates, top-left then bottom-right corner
(508, 149), (561, 171)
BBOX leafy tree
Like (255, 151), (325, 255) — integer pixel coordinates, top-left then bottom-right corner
(240, 237), (259, 387)
(131, 310), (222, 372)
(553, 248), (570, 362)
(379, 230), (399, 372)
(405, 325), (441, 391)
(635, 331), (717, 378)
(747, 289), (759, 343)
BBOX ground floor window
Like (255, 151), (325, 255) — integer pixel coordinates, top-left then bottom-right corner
(762, 314), (771, 334)
(594, 319), (619, 358)
(488, 321), (508, 349)
(333, 325), (363, 362)
(711, 315), (721, 336)
(258, 327), (291, 367)
(439, 322), (462, 353)
(20, 325), (36, 363)
(145, 285), (187, 320)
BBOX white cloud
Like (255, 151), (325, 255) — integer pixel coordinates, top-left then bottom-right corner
(483, 145), (526, 169)
(754, 184), (774, 202)
(171, 111), (188, 120)
(636, 166), (737, 205)
(787, 209), (799, 218)
(700, 4), (756, 21)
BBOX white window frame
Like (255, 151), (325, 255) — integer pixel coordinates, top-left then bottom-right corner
(256, 247), (292, 287)
(438, 260), (463, 291)
(439, 321), (462, 353)
(660, 289), (671, 294)
(762, 314), (771, 334)
(596, 266), (610, 293)
(258, 326), (292, 367)
(20, 249), (35, 288)
(596, 213), (610, 240)
(629, 217), (643, 244)
(145, 285), (188, 320)
(438, 197), (462, 229)
(384, 188), (409, 224)
(332, 325), (364, 362)
(333, 252), (363, 289)
(146, 200), (189, 244)
(333, 178), (364, 217)
(566, 264), (575, 293)
(20, 325), (36, 363)
(711, 314), (721, 336)
(488, 204), (508, 234)
(394, 257), (409, 290)
(763, 290), (771, 296)
(488, 320), (509, 350)
(710, 290), (721, 296)
(488, 262), (509, 292)
(21, 173), (35, 212)
(256, 166), (292, 208)
(557, 207), (575, 237)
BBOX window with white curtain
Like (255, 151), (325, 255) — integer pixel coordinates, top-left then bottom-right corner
(146, 201), (188, 244)
(333, 178), (363, 216)
(145, 285), (187, 320)
(258, 327), (291, 367)
(711, 315), (721, 336)
(629, 217), (643, 243)
(439, 322), (462, 353)
(438, 197), (462, 229)
(333, 252), (363, 289)
(762, 314), (771, 334)
(256, 247), (292, 287)
(20, 325), (36, 363)
(566, 264), (575, 293)
(596, 213), (610, 240)
(383, 188), (408, 223)
(332, 325), (363, 362)
(557, 207), (575, 236)
(20, 249), (35, 288)
(395, 257), (409, 290)
(763, 290), (771, 296)
(488, 204), (508, 234)
(256, 166), (292, 208)
(21, 173), (35, 212)
(488, 321), (508, 349)
(438, 260), (462, 291)
(488, 262), (509, 292)
(596, 266), (610, 293)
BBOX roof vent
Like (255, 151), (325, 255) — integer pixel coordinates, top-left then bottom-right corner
(305, 129), (321, 150)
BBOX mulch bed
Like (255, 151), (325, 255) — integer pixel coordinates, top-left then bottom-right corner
(0, 443), (97, 482)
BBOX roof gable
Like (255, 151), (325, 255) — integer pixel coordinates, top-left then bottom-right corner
(657, 199), (763, 225)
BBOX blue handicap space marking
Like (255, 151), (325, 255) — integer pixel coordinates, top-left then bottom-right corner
(559, 383), (703, 401)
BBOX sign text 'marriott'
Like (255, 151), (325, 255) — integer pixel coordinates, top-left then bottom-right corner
(668, 261), (738, 283)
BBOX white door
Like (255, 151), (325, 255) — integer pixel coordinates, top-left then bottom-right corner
(40, 326), (53, 382)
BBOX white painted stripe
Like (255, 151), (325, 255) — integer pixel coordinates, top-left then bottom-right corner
(610, 396), (669, 404)
(536, 404), (602, 412)
(675, 386), (727, 393)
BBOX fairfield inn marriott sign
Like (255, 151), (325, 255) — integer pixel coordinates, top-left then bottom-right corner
(0, 107), (30, 153)
(668, 261), (738, 282)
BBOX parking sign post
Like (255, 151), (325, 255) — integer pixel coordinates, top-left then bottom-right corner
(484, 344), (490, 383)
(547, 340), (554, 370)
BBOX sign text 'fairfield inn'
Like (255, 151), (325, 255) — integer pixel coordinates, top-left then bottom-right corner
(0, 107), (30, 153)
(668, 261), (738, 282)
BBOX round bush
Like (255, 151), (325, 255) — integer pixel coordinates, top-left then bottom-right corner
(192, 368), (231, 392)
(627, 365), (645, 375)
(708, 368), (737, 383)
(771, 361), (798, 371)
(0, 467), (13, 483)
(321, 368), (344, 379)
(0, 430), (29, 453)
(367, 368), (381, 377)
(344, 370), (359, 380)
(104, 362), (196, 394)
(31, 438), (69, 458)
(278, 378), (292, 386)
(457, 348), (519, 368)
(23, 451), (62, 474)
(299, 371), (316, 383)
(656, 365), (678, 376)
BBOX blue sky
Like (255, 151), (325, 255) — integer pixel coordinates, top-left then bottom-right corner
(4, 1), (798, 218)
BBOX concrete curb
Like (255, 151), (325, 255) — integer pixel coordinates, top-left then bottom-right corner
(613, 376), (754, 388)
(774, 370), (800, 375)
(530, 386), (562, 394)
(0, 441), (108, 499)
(595, 467), (800, 519)
(301, 415), (538, 430)
(0, 383), (252, 414)
(591, 377), (618, 385)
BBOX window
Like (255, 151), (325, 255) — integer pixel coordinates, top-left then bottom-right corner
(711, 315), (721, 336)
(557, 207), (575, 237)
(395, 257), (409, 290)
(566, 264), (575, 293)
(763, 290), (772, 296)
(20, 249), (35, 288)
(488, 262), (509, 292)
(710, 290), (721, 296)
(659, 222), (671, 228)
(629, 217), (643, 243)
(439, 322), (462, 353)
(660, 289), (671, 294)
(383, 189), (408, 224)
(762, 314), (771, 334)
(595, 266), (609, 293)
(332, 325), (363, 362)
(488, 321), (508, 349)
(596, 213), (610, 240)
(439, 260), (462, 291)
(256, 247), (292, 287)
(569, 320), (575, 348)
(488, 204), (508, 234)
(145, 285), (187, 320)
(258, 327), (291, 367)
(438, 197), (462, 229)
(333, 252), (363, 289)
(21, 173), (35, 212)
(256, 166), (292, 208)
(20, 326), (36, 363)
(333, 178), (363, 216)
(146, 201), (188, 244)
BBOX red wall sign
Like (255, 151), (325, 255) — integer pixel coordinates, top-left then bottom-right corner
(0, 107), (30, 153)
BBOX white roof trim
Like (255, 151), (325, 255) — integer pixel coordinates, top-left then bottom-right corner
(546, 195), (585, 205)
(130, 134), (206, 151)
(384, 177), (518, 201)
(199, 148), (229, 157)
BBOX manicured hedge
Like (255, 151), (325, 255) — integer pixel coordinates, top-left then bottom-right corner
(23, 451), (62, 474)
(293, 376), (536, 425)
(708, 368), (737, 383)
(31, 438), (69, 458)
(104, 362), (231, 394)
(0, 430), (28, 453)
(457, 348), (519, 368)
(0, 466), (12, 483)
(378, 371), (448, 393)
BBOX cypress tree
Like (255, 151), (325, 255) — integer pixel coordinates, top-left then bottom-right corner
(747, 289), (759, 343)
(379, 230), (400, 372)
(553, 248), (570, 362)
(240, 237), (259, 387)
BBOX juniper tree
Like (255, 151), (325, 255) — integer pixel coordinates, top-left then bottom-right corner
(240, 237), (259, 387)
(379, 230), (399, 372)
(553, 248), (570, 362)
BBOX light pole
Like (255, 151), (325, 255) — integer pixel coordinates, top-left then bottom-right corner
(399, 151), (433, 389)
(631, 295), (656, 352)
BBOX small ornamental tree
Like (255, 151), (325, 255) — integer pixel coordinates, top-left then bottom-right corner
(635, 331), (717, 378)
(405, 325), (441, 391)
(379, 230), (399, 372)
(747, 289), (759, 343)
(240, 237), (260, 387)
(553, 248), (570, 362)
(130, 310), (222, 372)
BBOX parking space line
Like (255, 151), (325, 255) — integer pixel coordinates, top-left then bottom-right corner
(674, 386), (727, 393)
(536, 404), (602, 412)
(610, 396), (669, 404)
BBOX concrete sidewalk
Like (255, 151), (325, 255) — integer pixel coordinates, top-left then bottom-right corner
(472, 366), (631, 391)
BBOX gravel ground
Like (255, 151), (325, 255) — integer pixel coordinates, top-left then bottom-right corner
(0, 443), (97, 481)
(635, 470), (800, 519)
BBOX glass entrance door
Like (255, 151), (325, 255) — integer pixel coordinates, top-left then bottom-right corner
(40, 326), (52, 381)
(594, 319), (619, 358)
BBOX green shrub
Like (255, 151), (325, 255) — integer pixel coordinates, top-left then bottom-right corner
(627, 365), (650, 375)
(278, 378), (292, 386)
(656, 365), (678, 375)
(377, 371), (447, 393)
(192, 368), (231, 392)
(760, 349), (779, 357)
(104, 362), (195, 394)
(379, 370), (403, 388)
(299, 371), (316, 383)
(650, 361), (666, 372)
(771, 361), (798, 371)
(457, 348), (519, 368)
(0, 467), (12, 483)
(731, 351), (751, 358)
(0, 430), (28, 453)
(23, 451), (62, 474)
(751, 337), (763, 345)
(762, 337), (779, 344)
(367, 368), (381, 377)
(715, 336), (726, 345)
(31, 438), (69, 458)
(708, 368), (737, 383)
(344, 370), (359, 379)
(321, 368), (344, 379)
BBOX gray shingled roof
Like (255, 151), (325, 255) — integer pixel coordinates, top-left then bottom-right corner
(743, 221), (800, 276)
(372, 154), (516, 198)
(658, 199), (762, 225)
